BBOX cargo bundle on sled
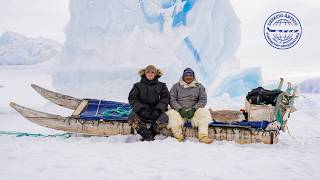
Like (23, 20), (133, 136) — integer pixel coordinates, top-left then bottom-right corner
(10, 78), (298, 144)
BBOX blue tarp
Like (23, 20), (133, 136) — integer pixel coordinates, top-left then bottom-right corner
(80, 99), (131, 121)
(79, 100), (270, 129)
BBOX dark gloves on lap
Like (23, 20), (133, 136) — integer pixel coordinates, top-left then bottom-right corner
(139, 108), (162, 121)
(139, 108), (151, 120)
(150, 109), (162, 120)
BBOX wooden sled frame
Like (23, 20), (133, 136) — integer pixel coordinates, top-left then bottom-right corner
(10, 84), (281, 144)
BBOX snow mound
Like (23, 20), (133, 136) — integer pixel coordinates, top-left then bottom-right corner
(0, 31), (62, 65)
(299, 78), (320, 94)
(52, 0), (255, 99)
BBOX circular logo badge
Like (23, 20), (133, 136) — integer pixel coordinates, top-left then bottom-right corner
(264, 11), (302, 49)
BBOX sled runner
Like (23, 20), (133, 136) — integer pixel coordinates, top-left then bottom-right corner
(10, 80), (297, 144)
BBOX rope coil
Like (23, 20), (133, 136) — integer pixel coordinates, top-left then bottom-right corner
(102, 104), (131, 118)
(0, 131), (72, 138)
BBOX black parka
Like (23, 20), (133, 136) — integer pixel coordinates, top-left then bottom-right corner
(128, 76), (170, 114)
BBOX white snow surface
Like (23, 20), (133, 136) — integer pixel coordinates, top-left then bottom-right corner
(0, 31), (62, 65)
(1, 63), (320, 180)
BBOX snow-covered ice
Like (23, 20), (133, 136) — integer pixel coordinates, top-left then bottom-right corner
(52, 0), (261, 99)
(208, 67), (262, 97)
(299, 78), (320, 94)
(0, 31), (62, 65)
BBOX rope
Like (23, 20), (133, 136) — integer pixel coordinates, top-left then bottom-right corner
(0, 131), (72, 138)
(286, 87), (295, 94)
(274, 92), (290, 128)
(275, 107), (284, 127)
(102, 104), (131, 118)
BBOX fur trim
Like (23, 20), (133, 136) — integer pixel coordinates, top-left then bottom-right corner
(265, 121), (280, 130)
(171, 126), (183, 136)
(138, 68), (163, 77)
(166, 109), (184, 129)
(179, 77), (200, 88)
(191, 108), (212, 134)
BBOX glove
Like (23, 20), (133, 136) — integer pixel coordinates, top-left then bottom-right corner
(186, 108), (196, 119)
(150, 109), (161, 120)
(139, 108), (151, 120)
(179, 108), (196, 119)
(178, 108), (188, 119)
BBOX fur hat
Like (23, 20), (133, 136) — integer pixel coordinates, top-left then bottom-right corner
(138, 65), (163, 77)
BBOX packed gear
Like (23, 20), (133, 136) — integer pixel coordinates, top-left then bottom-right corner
(246, 87), (282, 106)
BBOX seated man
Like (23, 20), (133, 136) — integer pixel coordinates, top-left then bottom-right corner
(167, 68), (213, 144)
(128, 65), (170, 141)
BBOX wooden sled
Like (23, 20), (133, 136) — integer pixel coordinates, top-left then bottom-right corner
(10, 84), (283, 144)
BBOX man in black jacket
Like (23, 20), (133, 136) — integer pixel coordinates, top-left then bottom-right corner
(128, 65), (170, 141)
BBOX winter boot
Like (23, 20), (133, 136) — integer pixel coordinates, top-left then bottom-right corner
(150, 123), (159, 137)
(150, 119), (168, 137)
(129, 117), (154, 141)
(174, 133), (184, 142)
(137, 127), (155, 141)
(149, 124), (161, 137)
(198, 133), (214, 144)
(171, 126), (184, 142)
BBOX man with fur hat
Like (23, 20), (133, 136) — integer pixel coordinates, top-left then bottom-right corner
(128, 65), (170, 141)
(166, 68), (213, 144)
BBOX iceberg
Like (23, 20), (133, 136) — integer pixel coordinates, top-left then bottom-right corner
(0, 31), (61, 65)
(209, 68), (263, 97)
(299, 78), (320, 94)
(53, 0), (259, 99)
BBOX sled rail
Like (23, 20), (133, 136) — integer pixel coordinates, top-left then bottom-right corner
(10, 102), (279, 144)
(31, 84), (81, 110)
